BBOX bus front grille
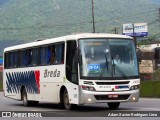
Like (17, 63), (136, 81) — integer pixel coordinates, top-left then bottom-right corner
(94, 94), (130, 100)
(83, 81), (94, 85)
(95, 81), (130, 85)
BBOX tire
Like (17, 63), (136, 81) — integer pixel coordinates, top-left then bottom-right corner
(30, 101), (39, 106)
(59, 92), (64, 109)
(107, 102), (120, 109)
(63, 89), (75, 110)
(22, 89), (32, 107)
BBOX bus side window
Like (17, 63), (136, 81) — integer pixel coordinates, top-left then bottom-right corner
(47, 46), (51, 64)
(40, 46), (48, 65)
(17, 50), (21, 67)
(28, 49), (32, 66)
(40, 47), (44, 65)
(10, 51), (14, 68)
(21, 50), (25, 67)
(32, 48), (38, 66)
(37, 47), (41, 66)
(25, 49), (28, 66)
(9, 52), (13, 68)
(66, 40), (78, 84)
(49, 45), (56, 64)
(55, 43), (64, 64)
(44, 46), (48, 65)
(4, 52), (9, 68)
(14, 51), (18, 68)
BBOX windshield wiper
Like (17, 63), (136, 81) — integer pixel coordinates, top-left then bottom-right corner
(98, 52), (109, 80)
(112, 63), (128, 79)
(98, 68), (105, 80)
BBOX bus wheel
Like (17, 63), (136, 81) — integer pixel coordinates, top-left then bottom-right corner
(63, 89), (74, 110)
(107, 102), (120, 109)
(31, 101), (39, 106)
(22, 89), (31, 107)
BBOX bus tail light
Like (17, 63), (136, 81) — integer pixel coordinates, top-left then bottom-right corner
(130, 85), (139, 90)
(81, 85), (96, 91)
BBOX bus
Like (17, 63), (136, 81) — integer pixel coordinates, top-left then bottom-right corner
(138, 43), (160, 80)
(3, 33), (140, 110)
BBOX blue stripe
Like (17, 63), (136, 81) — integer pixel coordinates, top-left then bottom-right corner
(6, 71), (39, 94)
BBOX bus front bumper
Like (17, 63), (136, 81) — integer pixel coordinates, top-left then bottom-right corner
(79, 89), (139, 104)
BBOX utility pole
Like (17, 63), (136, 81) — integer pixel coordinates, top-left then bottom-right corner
(92, 0), (95, 33)
(114, 27), (118, 34)
(111, 27), (118, 34)
(133, 24), (137, 48)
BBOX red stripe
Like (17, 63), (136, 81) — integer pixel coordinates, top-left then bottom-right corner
(34, 70), (40, 93)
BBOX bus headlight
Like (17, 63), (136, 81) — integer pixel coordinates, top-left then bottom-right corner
(130, 85), (139, 90)
(88, 98), (92, 102)
(132, 97), (136, 101)
(81, 85), (96, 91)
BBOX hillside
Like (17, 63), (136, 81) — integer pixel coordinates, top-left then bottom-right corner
(0, 0), (159, 55)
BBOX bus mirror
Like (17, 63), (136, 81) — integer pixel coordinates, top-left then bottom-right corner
(75, 48), (81, 63)
(137, 48), (142, 63)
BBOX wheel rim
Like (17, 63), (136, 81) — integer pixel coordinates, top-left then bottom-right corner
(23, 95), (26, 104)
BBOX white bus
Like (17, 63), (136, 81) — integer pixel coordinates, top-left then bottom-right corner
(3, 33), (140, 110)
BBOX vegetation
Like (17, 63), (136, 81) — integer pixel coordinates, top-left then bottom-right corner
(140, 81), (160, 98)
(140, 69), (160, 98)
(0, 0), (159, 50)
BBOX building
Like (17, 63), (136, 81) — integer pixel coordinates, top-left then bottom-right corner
(138, 43), (160, 80)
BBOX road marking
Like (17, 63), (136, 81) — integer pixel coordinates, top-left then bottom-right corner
(31, 110), (67, 112)
(30, 111), (67, 115)
(120, 106), (160, 111)
(44, 111), (67, 114)
(140, 98), (160, 101)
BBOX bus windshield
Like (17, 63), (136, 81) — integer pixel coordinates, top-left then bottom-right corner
(79, 38), (139, 80)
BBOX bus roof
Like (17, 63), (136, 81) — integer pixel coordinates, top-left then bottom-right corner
(4, 33), (132, 52)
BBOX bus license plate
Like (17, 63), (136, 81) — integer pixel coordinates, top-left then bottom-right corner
(108, 94), (118, 98)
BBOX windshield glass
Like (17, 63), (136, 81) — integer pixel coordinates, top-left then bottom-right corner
(79, 38), (139, 80)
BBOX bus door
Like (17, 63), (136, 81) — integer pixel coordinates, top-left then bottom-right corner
(65, 40), (79, 104)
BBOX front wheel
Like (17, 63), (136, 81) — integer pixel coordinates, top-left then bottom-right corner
(107, 102), (120, 109)
(63, 89), (75, 110)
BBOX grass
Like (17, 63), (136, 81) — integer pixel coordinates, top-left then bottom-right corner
(140, 81), (160, 98)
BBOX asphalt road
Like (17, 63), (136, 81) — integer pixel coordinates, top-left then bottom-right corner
(0, 92), (160, 119)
